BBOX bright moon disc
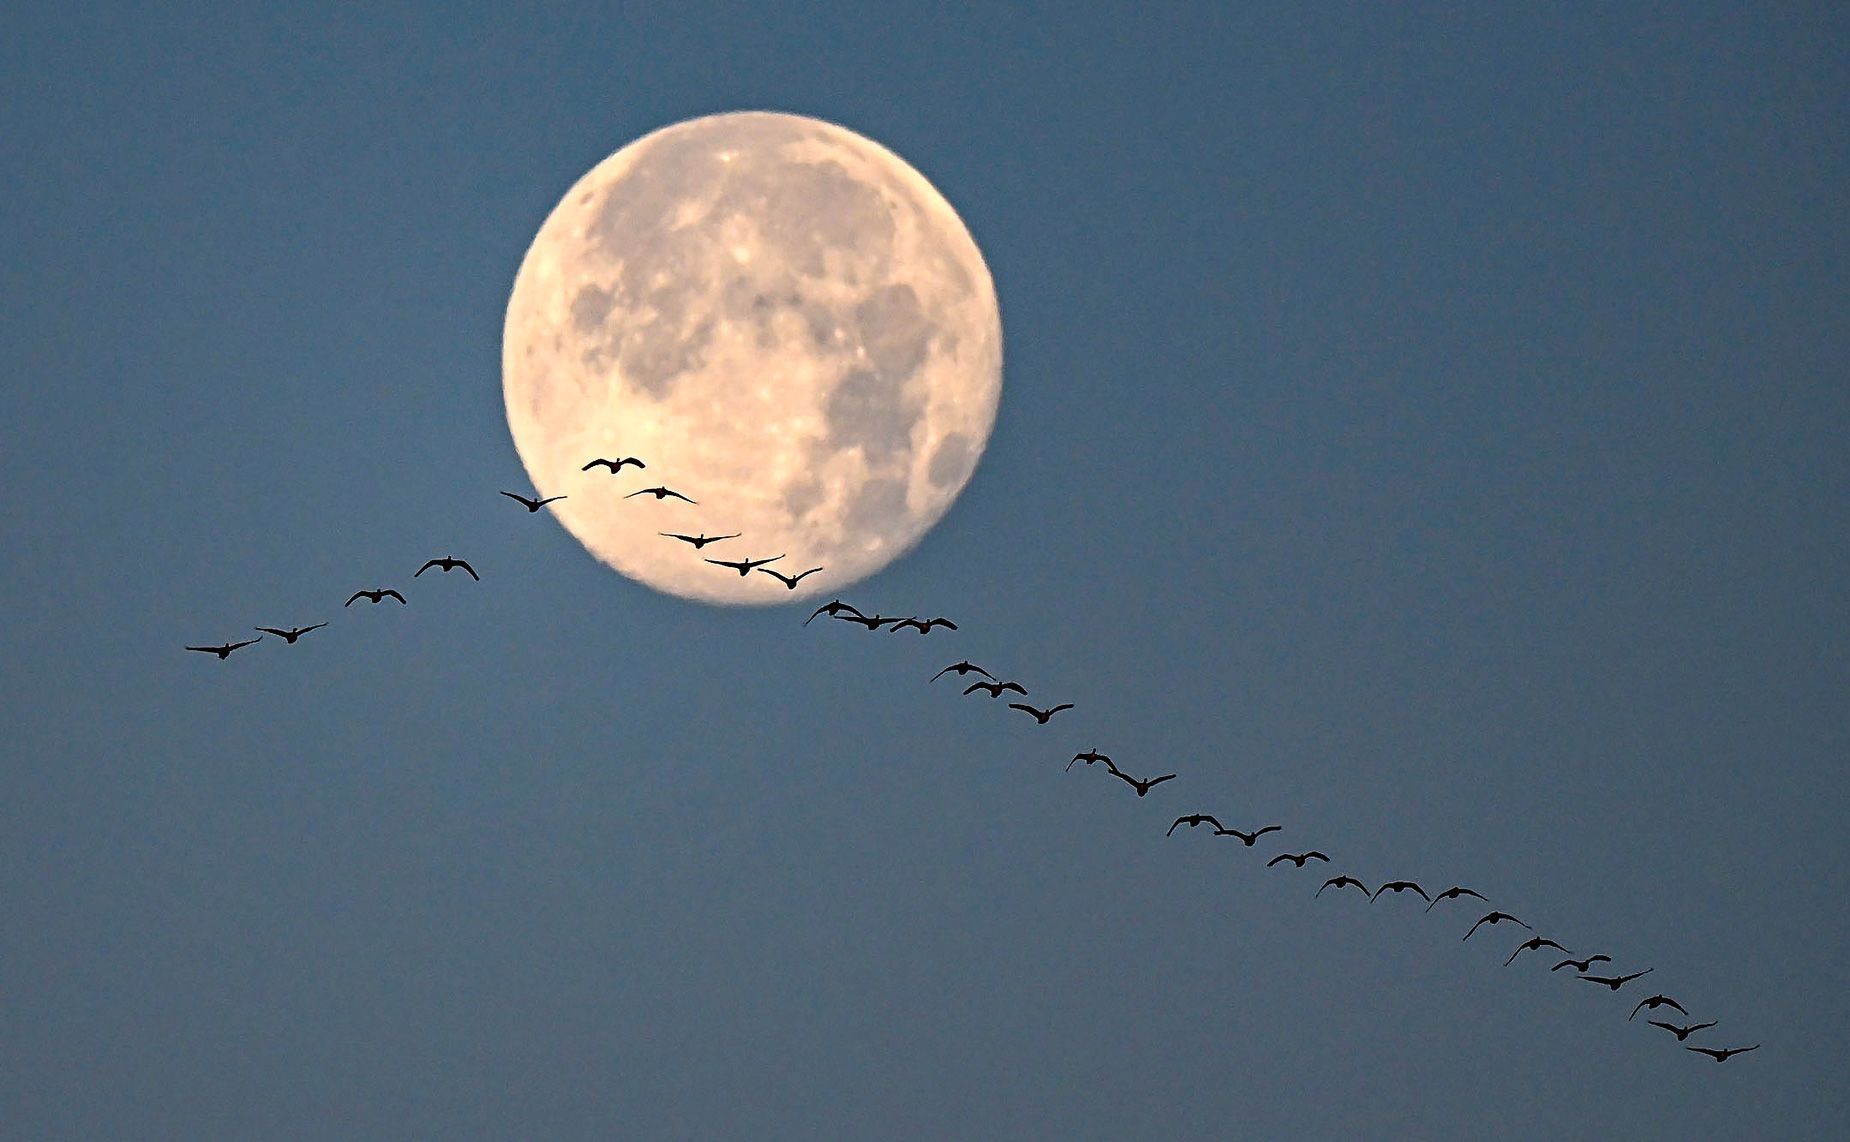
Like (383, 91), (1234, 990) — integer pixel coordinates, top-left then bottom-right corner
(503, 111), (1002, 604)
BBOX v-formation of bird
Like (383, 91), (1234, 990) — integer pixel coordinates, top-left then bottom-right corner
(803, 597), (1760, 1065)
(188, 454), (835, 654)
(186, 475), (1761, 1066)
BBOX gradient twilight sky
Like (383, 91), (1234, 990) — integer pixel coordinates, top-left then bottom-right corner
(4, 5), (1847, 1138)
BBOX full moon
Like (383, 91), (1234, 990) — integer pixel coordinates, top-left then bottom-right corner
(502, 111), (1002, 604)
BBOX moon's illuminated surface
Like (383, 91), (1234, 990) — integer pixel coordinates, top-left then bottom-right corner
(502, 111), (1002, 604)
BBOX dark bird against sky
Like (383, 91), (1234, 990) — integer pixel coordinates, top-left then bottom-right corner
(625, 486), (696, 503)
(889, 616), (957, 634)
(1007, 702), (1073, 724)
(1686, 1045), (1758, 1063)
(1504, 937), (1570, 967)
(184, 637), (262, 659)
(931, 661), (994, 683)
(415, 556), (479, 580)
(805, 599), (862, 626)
(1167, 813), (1224, 836)
(1266, 851), (1330, 868)
(661, 531), (740, 549)
(1214, 824), (1281, 846)
(1580, 968), (1654, 991)
(1425, 886), (1489, 912)
(759, 566), (824, 589)
(582, 456), (645, 473)
(1371, 880), (1432, 903)
(1066, 749), (1110, 772)
(254, 623), (326, 644)
(964, 680), (1027, 698)
(1650, 1020), (1717, 1042)
(1551, 955), (1613, 974)
(1630, 995), (1688, 1021)
(1104, 765), (1177, 797)
(344, 588), (406, 606)
(1316, 876), (1369, 899)
(1463, 912), (1531, 941)
(500, 490), (567, 512)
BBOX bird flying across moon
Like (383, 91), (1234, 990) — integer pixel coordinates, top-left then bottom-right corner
(502, 111), (1003, 605)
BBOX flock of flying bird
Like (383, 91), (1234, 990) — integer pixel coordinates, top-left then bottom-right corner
(185, 453), (1759, 1066)
(800, 604), (1759, 1064)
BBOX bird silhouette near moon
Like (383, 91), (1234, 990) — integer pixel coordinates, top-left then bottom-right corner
(502, 111), (1003, 605)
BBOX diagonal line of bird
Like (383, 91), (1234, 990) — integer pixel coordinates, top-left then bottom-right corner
(184, 453), (1759, 1066)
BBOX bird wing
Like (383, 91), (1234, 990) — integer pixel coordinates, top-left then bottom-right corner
(304, 623), (327, 633)
(622, 458), (645, 469)
(581, 459), (607, 471)
(1464, 916), (1491, 940)
(1588, 954), (1611, 965)
(662, 532), (697, 543)
(1551, 959), (1579, 972)
(382, 590), (406, 603)
(1504, 946), (1525, 967)
(539, 495), (567, 505)
(931, 666), (954, 681)
(229, 637), (261, 650)
(1001, 682), (1027, 694)
(1049, 703), (1074, 715)
(928, 617), (958, 630)
(963, 682), (990, 695)
(624, 488), (647, 497)
(1266, 854), (1291, 867)
(1254, 825), (1281, 837)
(184, 645), (220, 653)
(1167, 819), (1185, 836)
(344, 592), (365, 605)
(668, 490), (695, 502)
(1408, 883), (1432, 901)
(1148, 774), (1177, 787)
(457, 560), (479, 579)
(1647, 1020), (1679, 1034)
(254, 627), (287, 637)
(1304, 851), (1328, 861)
(415, 560), (439, 575)
(500, 491), (532, 505)
(1686, 1047), (1723, 1059)
(1661, 997), (1687, 1016)
(1007, 703), (1038, 715)
(704, 558), (741, 570)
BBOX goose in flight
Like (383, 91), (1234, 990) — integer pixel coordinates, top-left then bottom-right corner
(1371, 880), (1433, 903)
(965, 680), (1027, 698)
(500, 491), (567, 512)
(1580, 968), (1654, 991)
(626, 486), (696, 503)
(1463, 912), (1531, 941)
(1008, 702), (1073, 724)
(805, 599), (864, 625)
(931, 661), (994, 683)
(415, 556), (478, 580)
(1106, 765), (1177, 797)
(1167, 813), (1224, 837)
(661, 531), (740, 549)
(1067, 748), (1111, 772)
(1214, 824), (1282, 846)
(1649, 1019), (1717, 1042)
(1686, 1045), (1758, 1063)
(1630, 994), (1688, 1021)
(185, 637), (262, 659)
(706, 554), (784, 576)
(835, 612), (901, 630)
(583, 456), (645, 473)
(1504, 937), (1571, 966)
(890, 616), (957, 634)
(1425, 886), (1488, 912)
(345, 588), (406, 606)
(759, 566), (823, 589)
(1316, 875), (1369, 898)
(1266, 851), (1331, 868)
(254, 623), (326, 644)
(1551, 954), (1612, 973)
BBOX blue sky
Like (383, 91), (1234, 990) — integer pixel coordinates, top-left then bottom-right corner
(4, 4), (1847, 1137)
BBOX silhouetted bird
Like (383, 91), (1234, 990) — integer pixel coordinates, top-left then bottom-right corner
(1316, 875), (1370, 899)
(806, 599), (864, 625)
(416, 556), (478, 580)
(836, 612), (901, 630)
(965, 680), (1027, 698)
(1106, 765), (1177, 797)
(932, 661), (995, 683)
(1505, 937), (1571, 966)
(1630, 995), (1688, 1021)
(626, 486), (695, 503)
(1551, 955), (1613, 973)
(1425, 886), (1489, 912)
(1649, 1020), (1717, 1042)
(1214, 825), (1282, 846)
(500, 491), (566, 512)
(1371, 881), (1433, 903)
(583, 457), (645, 473)
(1008, 702), (1074, 724)
(1266, 851), (1331, 868)
(661, 531), (739, 549)
(890, 616), (957, 634)
(706, 554), (784, 576)
(1686, 1045), (1757, 1063)
(1167, 813), (1224, 837)
(254, 623), (326, 644)
(1580, 968), (1654, 991)
(1464, 912), (1532, 941)
(345, 588), (406, 606)
(759, 566), (823, 589)
(1067, 748), (1111, 772)
(185, 637), (262, 659)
